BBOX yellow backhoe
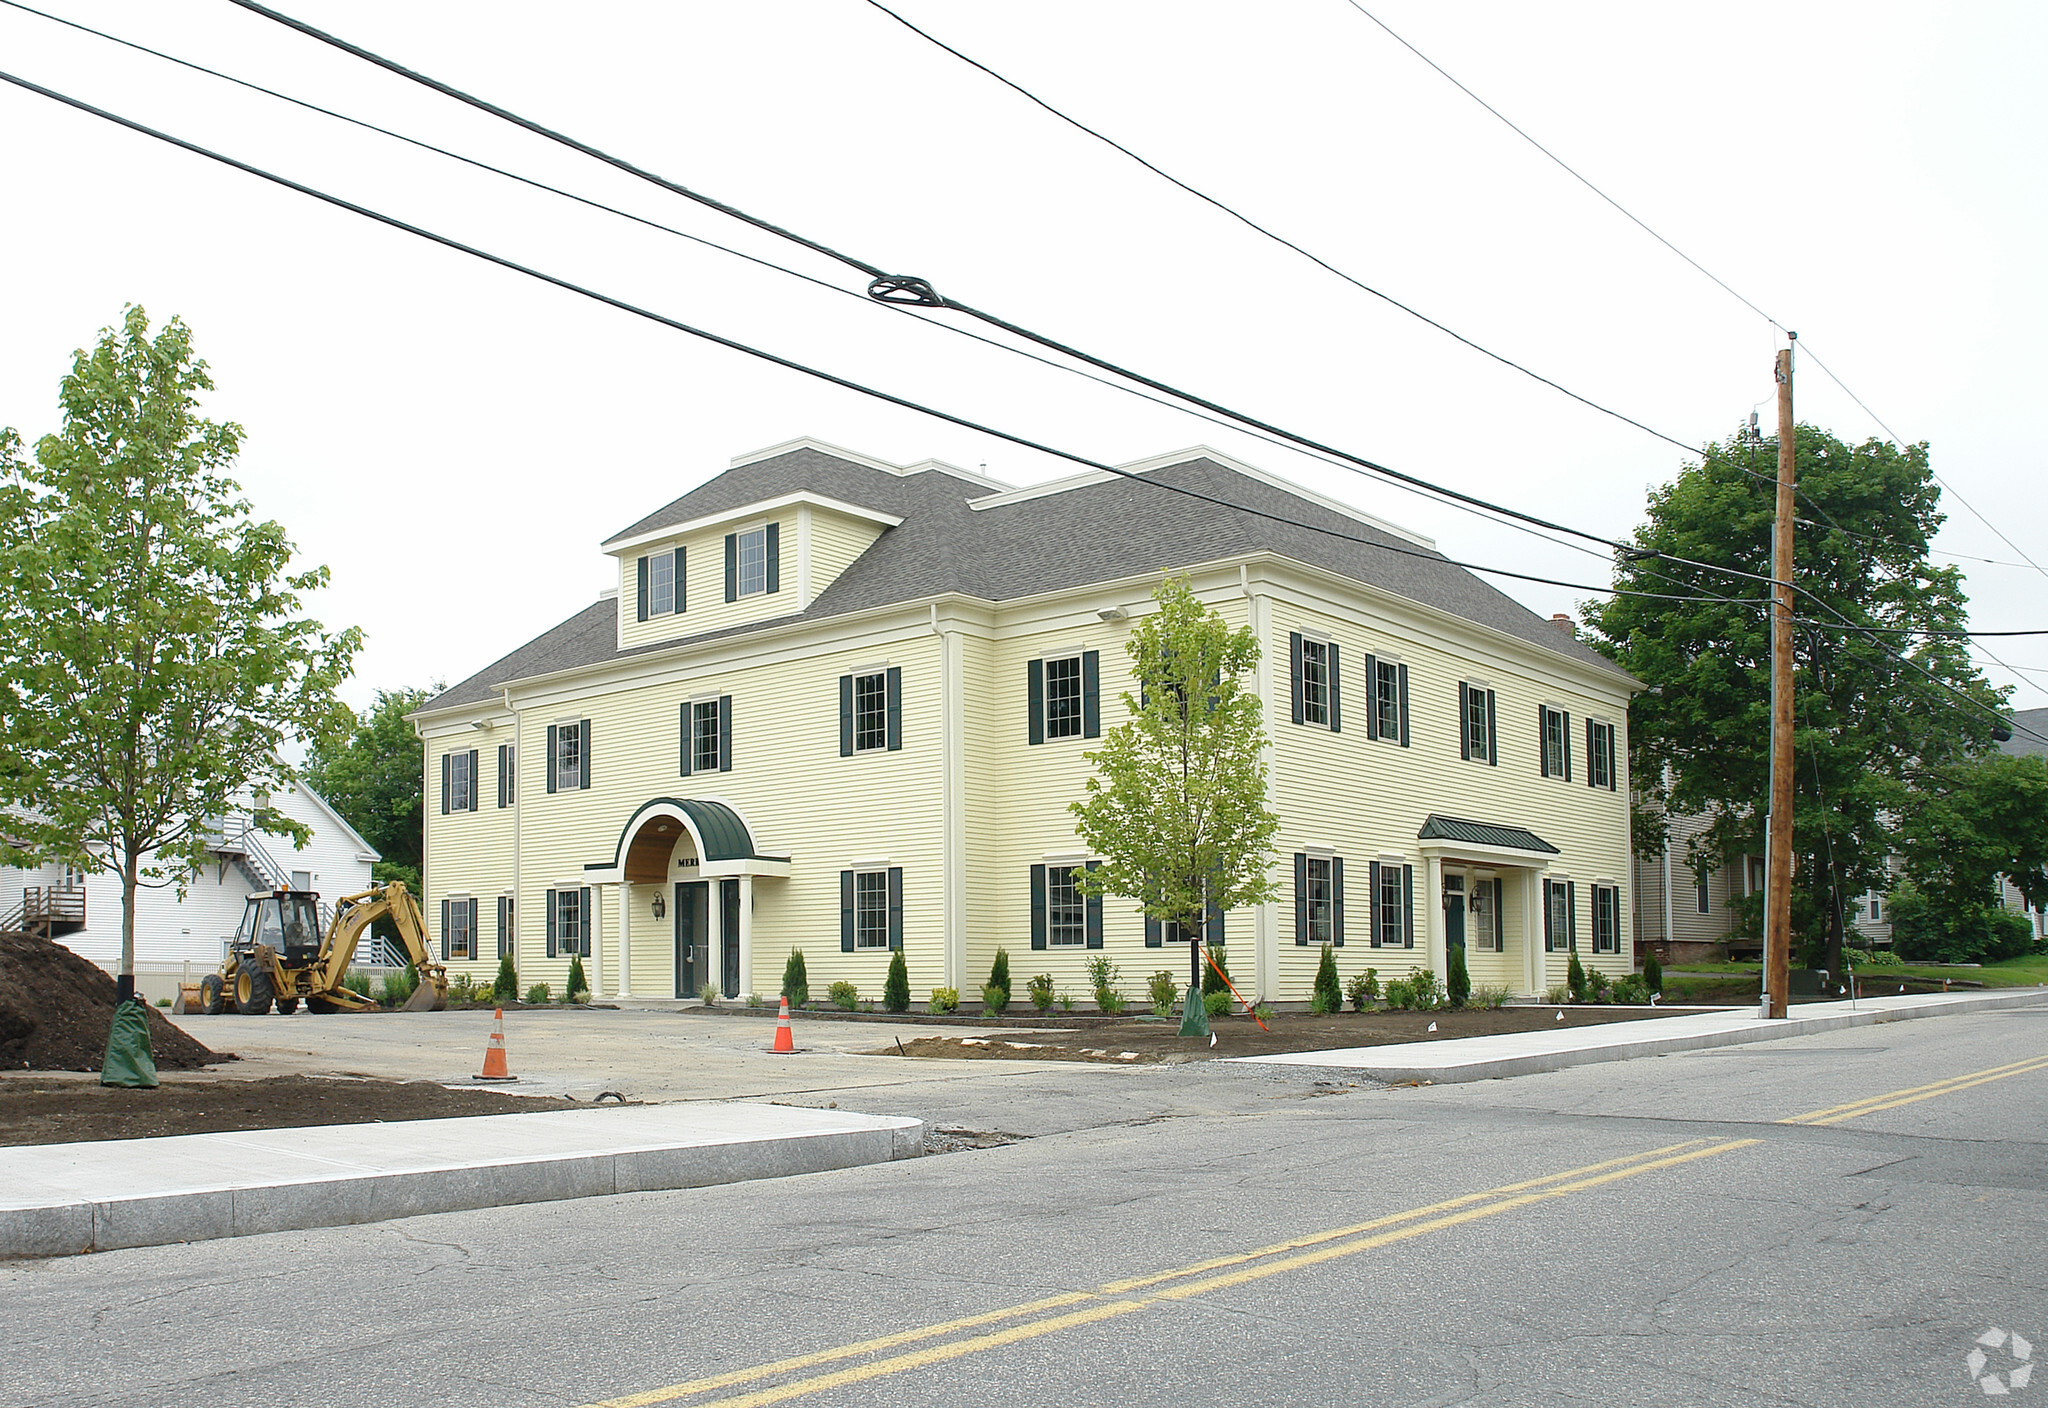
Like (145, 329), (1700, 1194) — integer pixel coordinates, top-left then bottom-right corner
(191, 880), (448, 1015)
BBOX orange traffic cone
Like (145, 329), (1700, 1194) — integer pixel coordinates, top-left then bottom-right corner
(474, 1007), (517, 1082)
(771, 995), (796, 1053)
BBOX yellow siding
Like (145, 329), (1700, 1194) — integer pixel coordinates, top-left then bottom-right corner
(421, 735), (517, 983)
(803, 511), (885, 607)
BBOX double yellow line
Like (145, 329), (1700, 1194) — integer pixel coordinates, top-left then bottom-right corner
(1780, 1052), (2048, 1126)
(585, 1137), (1758, 1408)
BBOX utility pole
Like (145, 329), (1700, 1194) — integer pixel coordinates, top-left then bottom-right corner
(1765, 336), (1797, 1019)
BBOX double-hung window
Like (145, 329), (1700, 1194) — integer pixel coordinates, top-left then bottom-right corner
(548, 720), (590, 793)
(1047, 865), (1087, 947)
(736, 527), (768, 597)
(1586, 719), (1616, 791)
(682, 696), (732, 775)
(1045, 655), (1084, 739)
(497, 744), (516, 808)
(1543, 878), (1576, 952)
(547, 885), (592, 958)
(497, 895), (515, 958)
(1541, 705), (1570, 779)
(723, 524), (780, 601)
(1461, 684), (1495, 763)
(1293, 853), (1342, 947)
(1028, 652), (1099, 744)
(442, 748), (479, 813)
(441, 895), (476, 961)
(1374, 658), (1402, 741)
(649, 551), (675, 615)
(1299, 638), (1330, 726)
(1591, 884), (1621, 954)
(854, 870), (890, 950)
(1371, 859), (1412, 949)
(838, 668), (903, 756)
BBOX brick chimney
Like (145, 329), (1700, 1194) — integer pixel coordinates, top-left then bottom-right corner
(1551, 613), (1577, 638)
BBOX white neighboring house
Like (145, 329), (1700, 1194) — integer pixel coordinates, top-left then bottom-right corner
(0, 776), (379, 1002)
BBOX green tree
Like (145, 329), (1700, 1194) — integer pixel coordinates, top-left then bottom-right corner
(1588, 423), (2002, 978)
(1071, 576), (1280, 1037)
(301, 685), (433, 893)
(0, 308), (359, 994)
(1890, 753), (2048, 962)
(884, 948), (910, 1013)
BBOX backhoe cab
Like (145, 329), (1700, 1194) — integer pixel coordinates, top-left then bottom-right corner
(196, 880), (447, 1015)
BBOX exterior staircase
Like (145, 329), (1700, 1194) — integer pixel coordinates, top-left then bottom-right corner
(2, 885), (87, 941)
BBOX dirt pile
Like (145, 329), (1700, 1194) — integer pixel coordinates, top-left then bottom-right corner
(0, 930), (223, 1071)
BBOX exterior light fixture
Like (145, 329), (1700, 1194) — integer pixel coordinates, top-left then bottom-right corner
(651, 892), (666, 919)
(1097, 606), (1127, 621)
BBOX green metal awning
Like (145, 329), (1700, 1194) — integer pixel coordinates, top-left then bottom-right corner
(1416, 814), (1559, 855)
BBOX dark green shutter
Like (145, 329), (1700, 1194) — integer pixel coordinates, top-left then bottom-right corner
(579, 719), (592, 789)
(1327, 643), (1341, 733)
(1397, 664), (1410, 747)
(469, 898), (480, 960)
(1587, 718), (1597, 788)
(1543, 880), (1553, 951)
(841, 870), (855, 952)
(1493, 877), (1505, 950)
(1081, 651), (1100, 738)
(764, 522), (780, 593)
(839, 676), (854, 756)
(1403, 865), (1416, 948)
(546, 889), (558, 958)
(680, 703), (692, 776)
(1289, 632), (1304, 725)
(1363, 654), (1378, 740)
(1486, 689), (1498, 768)
(1458, 685), (1471, 760)
(1086, 862), (1103, 948)
(1029, 865), (1046, 950)
(441, 751), (450, 814)
(717, 696), (732, 772)
(545, 725), (558, 794)
(1145, 912), (1162, 947)
(468, 750), (480, 811)
(1206, 895), (1224, 947)
(1608, 727), (1618, 792)
(637, 555), (649, 622)
(1566, 880), (1578, 951)
(1368, 860), (1382, 947)
(887, 867), (903, 951)
(674, 546), (686, 613)
(440, 899), (450, 962)
(886, 666), (902, 750)
(1539, 705), (1551, 776)
(1332, 857), (1345, 946)
(724, 533), (737, 602)
(1294, 852), (1308, 945)
(1026, 659), (1044, 745)
(579, 888), (591, 957)
(1563, 713), (1573, 782)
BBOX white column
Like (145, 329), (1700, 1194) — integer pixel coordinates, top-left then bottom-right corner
(1247, 571), (1278, 1003)
(940, 621), (966, 992)
(1424, 854), (1446, 981)
(738, 874), (755, 1001)
(615, 882), (633, 998)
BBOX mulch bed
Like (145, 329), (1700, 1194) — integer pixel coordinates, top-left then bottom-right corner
(0, 931), (223, 1072)
(873, 1004), (1690, 1064)
(0, 1073), (575, 1147)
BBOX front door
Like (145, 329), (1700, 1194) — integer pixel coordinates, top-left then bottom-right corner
(1445, 874), (1466, 950)
(674, 881), (708, 999)
(720, 877), (741, 999)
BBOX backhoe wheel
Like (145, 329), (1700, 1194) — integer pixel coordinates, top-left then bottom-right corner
(200, 973), (227, 1015)
(274, 996), (299, 1016)
(235, 965), (274, 1016)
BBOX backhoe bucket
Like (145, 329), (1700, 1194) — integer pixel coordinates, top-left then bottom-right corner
(402, 981), (446, 1013)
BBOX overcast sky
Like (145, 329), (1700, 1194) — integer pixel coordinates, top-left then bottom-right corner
(4, 1), (2043, 718)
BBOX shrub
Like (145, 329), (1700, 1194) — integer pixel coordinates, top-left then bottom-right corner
(1056, 990), (1075, 1013)
(928, 986), (959, 1015)
(1641, 951), (1662, 995)
(1471, 984), (1511, 1010)
(1026, 973), (1056, 1013)
(989, 946), (1012, 999)
(1566, 947), (1588, 1003)
(1544, 982), (1571, 1004)
(343, 969), (372, 997)
(1147, 970), (1179, 1016)
(1860, 947), (1902, 968)
(566, 956), (590, 1003)
(699, 983), (717, 1006)
(782, 950), (810, 1007)
(1202, 947), (1231, 995)
(380, 967), (415, 1007)
(493, 954), (519, 1003)
(525, 981), (552, 1005)
(156, 997), (171, 1007)
(881, 949), (910, 1013)
(1312, 944), (1342, 1015)
(1447, 943), (1471, 1009)
(981, 982), (1009, 1015)
(826, 980), (858, 1011)
(1611, 974), (1651, 1004)
(1408, 969), (1442, 1010)
(1204, 990), (1231, 1018)
(448, 972), (474, 1003)
(748, 994), (765, 1008)
(1891, 881), (2035, 964)
(1346, 967), (1380, 1011)
(1085, 954), (1119, 994)
(1584, 967), (1612, 1002)
(1097, 989), (1127, 1016)
(1308, 988), (1336, 1016)
(1252, 1003), (1276, 1023)
(1383, 979), (1415, 1011)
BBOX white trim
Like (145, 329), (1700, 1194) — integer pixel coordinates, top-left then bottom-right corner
(728, 436), (1014, 492)
(602, 490), (901, 554)
(1040, 850), (1093, 864)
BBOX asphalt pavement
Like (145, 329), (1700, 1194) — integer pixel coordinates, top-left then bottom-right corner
(7, 996), (2046, 1407)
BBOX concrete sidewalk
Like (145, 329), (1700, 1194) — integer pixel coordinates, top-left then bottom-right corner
(0, 1101), (923, 1261)
(1236, 988), (2048, 1083)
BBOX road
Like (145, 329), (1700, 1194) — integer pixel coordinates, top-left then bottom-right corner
(8, 999), (2047, 1407)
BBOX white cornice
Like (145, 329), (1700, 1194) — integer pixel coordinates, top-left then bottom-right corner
(602, 490), (902, 554)
(729, 436), (1014, 493)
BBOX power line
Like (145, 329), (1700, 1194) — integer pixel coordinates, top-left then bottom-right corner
(222, 0), (1669, 560)
(0, 66), (1764, 617)
(0, 0), (1686, 575)
(856, 0), (1701, 458)
(1791, 623), (2048, 639)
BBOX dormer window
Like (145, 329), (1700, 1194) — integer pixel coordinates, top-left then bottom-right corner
(724, 523), (781, 601)
(636, 547), (684, 622)
(737, 527), (768, 596)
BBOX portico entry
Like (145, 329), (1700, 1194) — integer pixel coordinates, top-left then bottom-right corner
(591, 797), (789, 1001)
(1416, 814), (1560, 997)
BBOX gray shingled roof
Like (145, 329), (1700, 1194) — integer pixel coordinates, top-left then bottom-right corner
(2000, 707), (2048, 760)
(421, 444), (1633, 714)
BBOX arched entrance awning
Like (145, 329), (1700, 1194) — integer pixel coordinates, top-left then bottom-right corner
(585, 797), (791, 884)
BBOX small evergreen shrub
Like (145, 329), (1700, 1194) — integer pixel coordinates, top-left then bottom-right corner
(989, 947), (1012, 999)
(884, 949), (911, 1013)
(1447, 943), (1471, 1009)
(380, 968), (415, 1006)
(1611, 974), (1651, 1004)
(1026, 973), (1056, 1013)
(566, 956), (589, 1003)
(494, 954), (518, 1003)
(1147, 970), (1179, 1016)
(448, 972), (474, 1002)
(1204, 990), (1231, 1018)
(1312, 944), (1343, 1014)
(1566, 947), (1588, 1003)
(782, 950), (810, 1007)
(981, 982), (1009, 1015)
(1584, 967), (1613, 1002)
(525, 981), (551, 1005)
(1346, 967), (1380, 1011)
(1641, 951), (1663, 995)
(1308, 988), (1336, 1016)
(928, 986), (959, 1014)
(1383, 979), (1415, 1011)
(1202, 947), (1231, 995)
(828, 980), (859, 1011)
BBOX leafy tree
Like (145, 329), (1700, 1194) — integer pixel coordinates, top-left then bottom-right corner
(301, 685), (433, 893)
(1072, 576), (1280, 1037)
(0, 308), (359, 994)
(1588, 423), (2003, 978)
(1889, 753), (2048, 963)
